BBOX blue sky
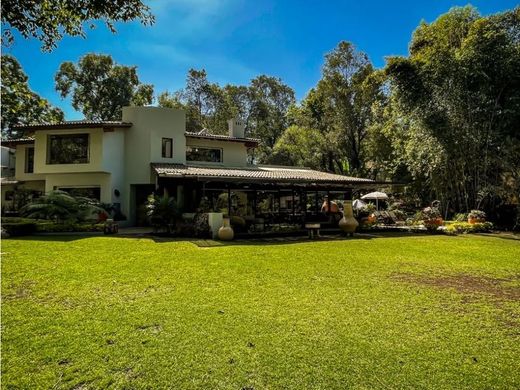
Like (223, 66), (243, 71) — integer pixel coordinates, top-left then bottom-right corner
(3, 0), (517, 119)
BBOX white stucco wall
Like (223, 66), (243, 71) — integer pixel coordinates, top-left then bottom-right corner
(14, 144), (46, 181)
(122, 106), (186, 184)
(102, 129), (126, 204)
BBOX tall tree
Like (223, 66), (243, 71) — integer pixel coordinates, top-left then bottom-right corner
(1, 0), (154, 51)
(1, 55), (64, 138)
(386, 6), (520, 212)
(285, 42), (384, 174)
(247, 75), (296, 159)
(158, 69), (295, 146)
(159, 69), (234, 134)
(55, 53), (154, 120)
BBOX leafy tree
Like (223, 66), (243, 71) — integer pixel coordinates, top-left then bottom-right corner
(286, 42), (384, 174)
(271, 125), (324, 169)
(159, 69), (295, 149)
(386, 6), (520, 212)
(55, 53), (154, 120)
(247, 75), (296, 159)
(1, 55), (64, 138)
(1, 0), (154, 51)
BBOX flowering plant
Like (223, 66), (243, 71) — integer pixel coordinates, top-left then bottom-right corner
(468, 210), (486, 220)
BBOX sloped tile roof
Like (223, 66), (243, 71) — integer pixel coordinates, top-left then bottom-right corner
(152, 163), (373, 184)
(185, 131), (259, 145)
(12, 120), (132, 131)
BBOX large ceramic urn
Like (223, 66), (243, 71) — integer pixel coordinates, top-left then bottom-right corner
(339, 200), (359, 236)
(218, 217), (234, 241)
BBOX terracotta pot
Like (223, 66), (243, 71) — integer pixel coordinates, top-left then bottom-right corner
(218, 217), (234, 240)
(467, 217), (485, 224)
(424, 217), (443, 230)
(339, 200), (359, 235)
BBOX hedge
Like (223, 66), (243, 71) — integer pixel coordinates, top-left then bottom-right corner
(2, 222), (37, 237)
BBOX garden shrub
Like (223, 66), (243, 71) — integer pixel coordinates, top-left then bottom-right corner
(2, 222), (37, 236)
(193, 213), (211, 238)
(454, 213), (467, 222)
(35, 222), (104, 233)
(445, 221), (493, 235)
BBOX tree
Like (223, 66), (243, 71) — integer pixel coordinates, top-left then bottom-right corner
(286, 42), (385, 174)
(1, 0), (154, 51)
(159, 69), (235, 134)
(1, 55), (64, 138)
(247, 75), (296, 159)
(158, 69), (296, 146)
(271, 125), (325, 169)
(386, 6), (520, 212)
(55, 53), (154, 120)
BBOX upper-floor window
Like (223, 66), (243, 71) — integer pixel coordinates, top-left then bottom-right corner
(47, 134), (89, 164)
(186, 146), (222, 163)
(162, 138), (173, 158)
(25, 147), (34, 173)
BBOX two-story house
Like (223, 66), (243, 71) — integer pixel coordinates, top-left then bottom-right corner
(3, 106), (375, 227)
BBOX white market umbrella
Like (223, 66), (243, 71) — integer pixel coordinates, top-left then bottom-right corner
(352, 199), (367, 210)
(361, 191), (389, 210)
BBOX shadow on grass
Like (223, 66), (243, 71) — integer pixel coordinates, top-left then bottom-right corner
(7, 230), (506, 247)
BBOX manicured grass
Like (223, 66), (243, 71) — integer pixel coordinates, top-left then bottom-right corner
(2, 234), (519, 389)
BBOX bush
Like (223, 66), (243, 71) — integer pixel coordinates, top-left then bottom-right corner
(468, 209), (486, 221)
(445, 222), (493, 235)
(454, 213), (467, 222)
(2, 222), (37, 236)
(35, 222), (104, 233)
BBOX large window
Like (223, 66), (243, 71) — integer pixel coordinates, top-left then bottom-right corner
(186, 146), (222, 163)
(25, 147), (34, 173)
(57, 187), (101, 200)
(162, 138), (173, 158)
(48, 134), (89, 164)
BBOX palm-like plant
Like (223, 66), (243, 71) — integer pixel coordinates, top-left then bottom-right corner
(21, 190), (104, 223)
(145, 194), (179, 230)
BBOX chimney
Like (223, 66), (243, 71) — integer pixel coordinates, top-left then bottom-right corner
(227, 118), (245, 138)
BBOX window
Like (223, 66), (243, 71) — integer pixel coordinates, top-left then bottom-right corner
(48, 134), (89, 164)
(58, 187), (101, 200)
(25, 147), (34, 173)
(186, 146), (222, 163)
(162, 138), (173, 158)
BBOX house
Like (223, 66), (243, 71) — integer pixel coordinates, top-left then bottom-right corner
(2, 106), (377, 228)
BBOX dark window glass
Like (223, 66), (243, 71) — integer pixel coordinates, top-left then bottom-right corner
(58, 187), (101, 200)
(162, 138), (173, 158)
(186, 146), (222, 163)
(25, 147), (34, 173)
(48, 134), (89, 164)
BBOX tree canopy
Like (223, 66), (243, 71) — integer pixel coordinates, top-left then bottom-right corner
(1, 0), (154, 51)
(1, 55), (64, 139)
(386, 5), (520, 211)
(55, 53), (154, 120)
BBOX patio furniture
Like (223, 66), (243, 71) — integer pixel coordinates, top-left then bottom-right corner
(305, 223), (321, 239)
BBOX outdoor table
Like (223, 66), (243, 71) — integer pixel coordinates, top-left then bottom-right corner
(305, 223), (321, 239)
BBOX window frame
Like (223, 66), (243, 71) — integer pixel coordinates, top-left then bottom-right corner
(162, 137), (173, 158)
(24, 146), (34, 173)
(186, 145), (223, 163)
(47, 133), (90, 165)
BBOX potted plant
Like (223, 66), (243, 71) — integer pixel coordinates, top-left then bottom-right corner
(468, 210), (486, 224)
(421, 206), (443, 231)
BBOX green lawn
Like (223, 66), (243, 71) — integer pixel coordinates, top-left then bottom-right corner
(2, 234), (519, 389)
